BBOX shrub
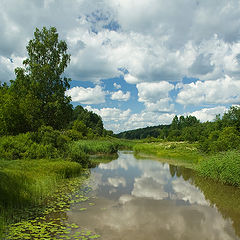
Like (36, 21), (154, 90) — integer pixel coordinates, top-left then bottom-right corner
(24, 143), (59, 159)
(64, 129), (83, 141)
(0, 133), (33, 160)
(72, 120), (88, 136)
(67, 144), (89, 167)
(197, 151), (240, 186)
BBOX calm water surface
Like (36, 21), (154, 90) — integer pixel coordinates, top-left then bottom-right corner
(67, 151), (240, 240)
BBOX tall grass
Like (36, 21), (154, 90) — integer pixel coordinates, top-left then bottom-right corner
(0, 159), (82, 236)
(197, 151), (240, 186)
(68, 140), (119, 155)
(0, 159), (82, 208)
(109, 138), (138, 150)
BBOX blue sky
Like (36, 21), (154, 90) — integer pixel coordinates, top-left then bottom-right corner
(1, 0), (240, 133)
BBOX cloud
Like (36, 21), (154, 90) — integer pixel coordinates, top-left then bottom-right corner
(86, 106), (131, 122)
(132, 177), (168, 200)
(111, 90), (130, 101)
(65, 85), (106, 104)
(137, 82), (174, 102)
(86, 105), (174, 132)
(144, 99), (174, 113)
(136, 81), (175, 112)
(0, 55), (24, 83)
(113, 83), (121, 89)
(124, 112), (174, 131)
(172, 179), (208, 205)
(189, 106), (227, 122)
(177, 75), (240, 106)
(2, 0), (240, 84)
(2, 0), (240, 87)
(124, 74), (139, 84)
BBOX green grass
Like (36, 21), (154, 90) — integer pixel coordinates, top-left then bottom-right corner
(134, 142), (203, 168)
(109, 138), (138, 150)
(197, 151), (240, 187)
(68, 139), (119, 155)
(0, 159), (82, 207)
(0, 158), (83, 236)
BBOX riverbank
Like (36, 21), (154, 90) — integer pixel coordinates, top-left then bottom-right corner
(133, 142), (240, 187)
(0, 138), (132, 238)
(0, 158), (83, 238)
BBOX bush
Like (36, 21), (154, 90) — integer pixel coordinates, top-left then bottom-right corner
(24, 143), (59, 159)
(0, 129), (69, 160)
(64, 129), (83, 141)
(198, 127), (240, 153)
(197, 151), (240, 186)
(70, 140), (118, 155)
(72, 120), (88, 136)
(67, 144), (89, 167)
(0, 133), (33, 160)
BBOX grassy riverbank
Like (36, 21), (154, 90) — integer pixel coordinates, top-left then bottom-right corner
(0, 159), (83, 238)
(134, 142), (203, 168)
(0, 137), (130, 237)
(134, 142), (240, 187)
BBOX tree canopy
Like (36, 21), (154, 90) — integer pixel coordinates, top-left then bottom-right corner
(11, 27), (72, 131)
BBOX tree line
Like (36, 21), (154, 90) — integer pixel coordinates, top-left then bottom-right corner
(117, 106), (240, 153)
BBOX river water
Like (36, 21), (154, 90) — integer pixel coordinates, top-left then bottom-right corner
(67, 151), (240, 240)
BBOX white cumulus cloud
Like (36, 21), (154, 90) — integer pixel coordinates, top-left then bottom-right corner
(66, 85), (106, 104)
(111, 90), (130, 101)
(177, 75), (240, 106)
(86, 106), (131, 122)
(189, 106), (227, 122)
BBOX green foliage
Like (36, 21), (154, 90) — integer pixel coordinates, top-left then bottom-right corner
(0, 133), (34, 160)
(0, 127), (70, 160)
(0, 159), (82, 209)
(0, 159), (84, 238)
(67, 144), (89, 167)
(197, 151), (240, 186)
(0, 85), (27, 135)
(199, 126), (240, 153)
(72, 120), (88, 135)
(118, 106), (240, 156)
(134, 142), (202, 166)
(71, 105), (104, 136)
(64, 129), (84, 141)
(4, 27), (72, 133)
(222, 106), (240, 130)
(69, 140), (119, 155)
(116, 125), (170, 139)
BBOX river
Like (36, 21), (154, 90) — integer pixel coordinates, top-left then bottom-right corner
(66, 151), (240, 240)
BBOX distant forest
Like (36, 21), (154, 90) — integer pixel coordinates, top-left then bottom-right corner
(116, 106), (240, 153)
(116, 124), (170, 139)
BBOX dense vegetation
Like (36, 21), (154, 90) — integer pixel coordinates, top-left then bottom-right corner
(116, 124), (170, 139)
(0, 27), (118, 238)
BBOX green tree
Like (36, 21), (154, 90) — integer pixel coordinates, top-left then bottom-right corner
(72, 105), (104, 135)
(12, 27), (72, 131)
(222, 106), (240, 130)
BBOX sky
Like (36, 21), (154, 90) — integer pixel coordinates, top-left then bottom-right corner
(1, 0), (240, 133)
